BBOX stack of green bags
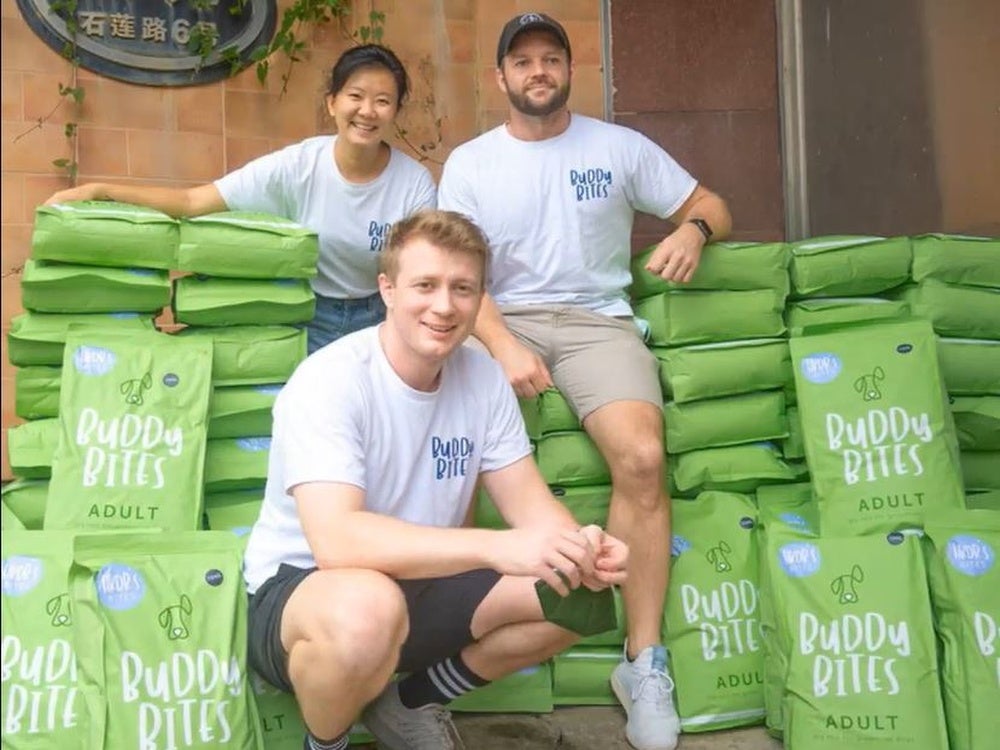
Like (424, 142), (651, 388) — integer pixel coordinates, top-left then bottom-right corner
(168, 212), (321, 515)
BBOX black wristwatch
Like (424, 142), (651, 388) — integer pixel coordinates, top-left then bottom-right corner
(687, 218), (713, 242)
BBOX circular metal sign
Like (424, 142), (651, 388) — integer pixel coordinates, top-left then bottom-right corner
(17, 0), (277, 86)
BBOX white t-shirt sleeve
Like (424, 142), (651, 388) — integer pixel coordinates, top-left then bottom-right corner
(213, 146), (298, 216)
(272, 360), (368, 493)
(625, 131), (698, 220)
(411, 166), (438, 212)
(478, 363), (532, 472)
(437, 149), (479, 219)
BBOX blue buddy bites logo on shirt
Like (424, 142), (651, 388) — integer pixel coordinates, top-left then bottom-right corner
(570, 167), (613, 202)
(432, 436), (474, 479)
(368, 220), (392, 252)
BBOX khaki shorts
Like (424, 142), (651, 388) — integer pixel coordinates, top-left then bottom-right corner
(493, 305), (663, 421)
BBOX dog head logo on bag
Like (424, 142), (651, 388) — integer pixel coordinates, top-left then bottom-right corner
(157, 593), (193, 640)
(706, 541), (733, 572)
(854, 366), (886, 402)
(45, 592), (72, 627)
(119, 372), (153, 405)
(830, 564), (865, 604)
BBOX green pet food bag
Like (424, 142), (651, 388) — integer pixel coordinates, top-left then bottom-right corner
(21, 259), (171, 314)
(535, 431), (611, 487)
(248, 671), (307, 750)
(937, 338), (1000, 395)
(782, 407), (805, 460)
(1, 530), (93, 749)
(788, 235), (912, 297)
(535, 579), (617, 638)
(538, 388), (580, 434)
(175, 326), (307, 386)
(203, 488), (264, 538)
(1, 480), (49, 530)
(2, 502), (26, 530)
(663, 493), (764, 732)
(897, 279), (1000, 340)
(671, 442), (806, 495)
(911, 234), (1000, 289)
(450, 662), (553, 713)
(960, 451), (1000, 491)
(70, 531), (262, 750)
(753, 482), (818, 738)
(173, 277), (315, 327)
(665, 390), (788, 453)
(949, 395), (1000, 451)
(7, 312), (156, 367)
(635, 288), (786, 347)
(178, 212), (318, 279)
(208, 385), (280, 439)
(31, 201), (178, 270)
(630, 241), (790, 300)
(965, 490), (1000, 512)
(203, 437), (271, 493)
(7, 418), (60, 479)
(770, 531), (947, 749)
(552, 648), (620, 705)
(785, 297), (911, 337)
(652, 339), (791, 403)
(473, 484), (611, 531)
(791, 318), (964, 535)
(15, 366), (61, 420)
(922, 510), (1000, 750)
(44, 330), (213, 532)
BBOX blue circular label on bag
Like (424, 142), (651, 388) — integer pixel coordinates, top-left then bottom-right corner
(73, 345), (116, 376)
(236, 437), (271, 452)
(779, 512), (813, 533)
(126, 268), (156, 277)
(896, 343), (913, 354)
(671, 534), (692, 557)
(96, 563), (146, 610)
(800, 353), (842, 384)
(253, 385), (283, 396)
(231, 526), (253, 537)
(163, 373), (179, 387)
(109, 312), (140, 319)
(1, 556), (44, 596)
(778, 542), (822, 577)
(946, 535), (995, 576)
(739, 516), (755, 530)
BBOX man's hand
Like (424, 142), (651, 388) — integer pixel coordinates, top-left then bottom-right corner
(45, 183), (106, 206)
(643, 222), (706, 284)
(577, 524), (628, 591)
(493, 338), (553, 399)
(489, 526), (599, 596)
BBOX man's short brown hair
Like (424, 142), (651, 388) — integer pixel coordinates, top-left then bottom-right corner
(379, 209), (490, 289)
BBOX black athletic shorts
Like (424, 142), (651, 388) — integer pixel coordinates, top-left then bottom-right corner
(247, 564), (502, 693)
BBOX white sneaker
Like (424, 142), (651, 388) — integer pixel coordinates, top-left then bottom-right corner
(610, 645), (680, 750)
(361, 682), (465, 750)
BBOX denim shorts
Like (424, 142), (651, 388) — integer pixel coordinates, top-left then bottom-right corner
(306, 292), (386, 353)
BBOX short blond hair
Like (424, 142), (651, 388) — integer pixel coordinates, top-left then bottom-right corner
(379, 209), (490, 288)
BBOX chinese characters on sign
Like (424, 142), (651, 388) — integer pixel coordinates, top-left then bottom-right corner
(17, 0), (277, 85)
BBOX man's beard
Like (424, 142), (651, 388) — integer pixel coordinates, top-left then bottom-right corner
(506, 80), (571, 117)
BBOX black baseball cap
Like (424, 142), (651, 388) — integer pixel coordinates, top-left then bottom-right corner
(496, 12), (572, 67)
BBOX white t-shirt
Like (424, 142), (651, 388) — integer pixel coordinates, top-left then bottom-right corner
(243, 327), (532, 593)
(438, 114), (697, 316)
(215, 136), (437, 299)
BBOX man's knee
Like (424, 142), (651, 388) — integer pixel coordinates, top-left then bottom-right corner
(606, 428), (665, 482)
(287, 569), (409, 670)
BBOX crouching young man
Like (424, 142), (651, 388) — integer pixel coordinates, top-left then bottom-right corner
(243, 209), (629, 750)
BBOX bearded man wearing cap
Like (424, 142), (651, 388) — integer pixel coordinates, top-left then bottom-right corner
(438, 12), (732, 750)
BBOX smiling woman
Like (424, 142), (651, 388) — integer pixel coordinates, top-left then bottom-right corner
(44, 44), (438, 353)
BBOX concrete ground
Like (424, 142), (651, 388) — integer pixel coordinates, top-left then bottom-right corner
(452, 709), (782, 749)
(357, 708), (783, 748)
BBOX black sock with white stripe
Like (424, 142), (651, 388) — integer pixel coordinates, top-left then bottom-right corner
(397, 654), (489, 708)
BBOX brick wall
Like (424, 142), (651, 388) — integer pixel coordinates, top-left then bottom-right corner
(0, 0), (605, 478)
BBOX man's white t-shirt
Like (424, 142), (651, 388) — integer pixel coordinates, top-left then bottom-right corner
(215, 136), (437, 299)
(243, 327), (532, 593)
(438, 114), (697, 317)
